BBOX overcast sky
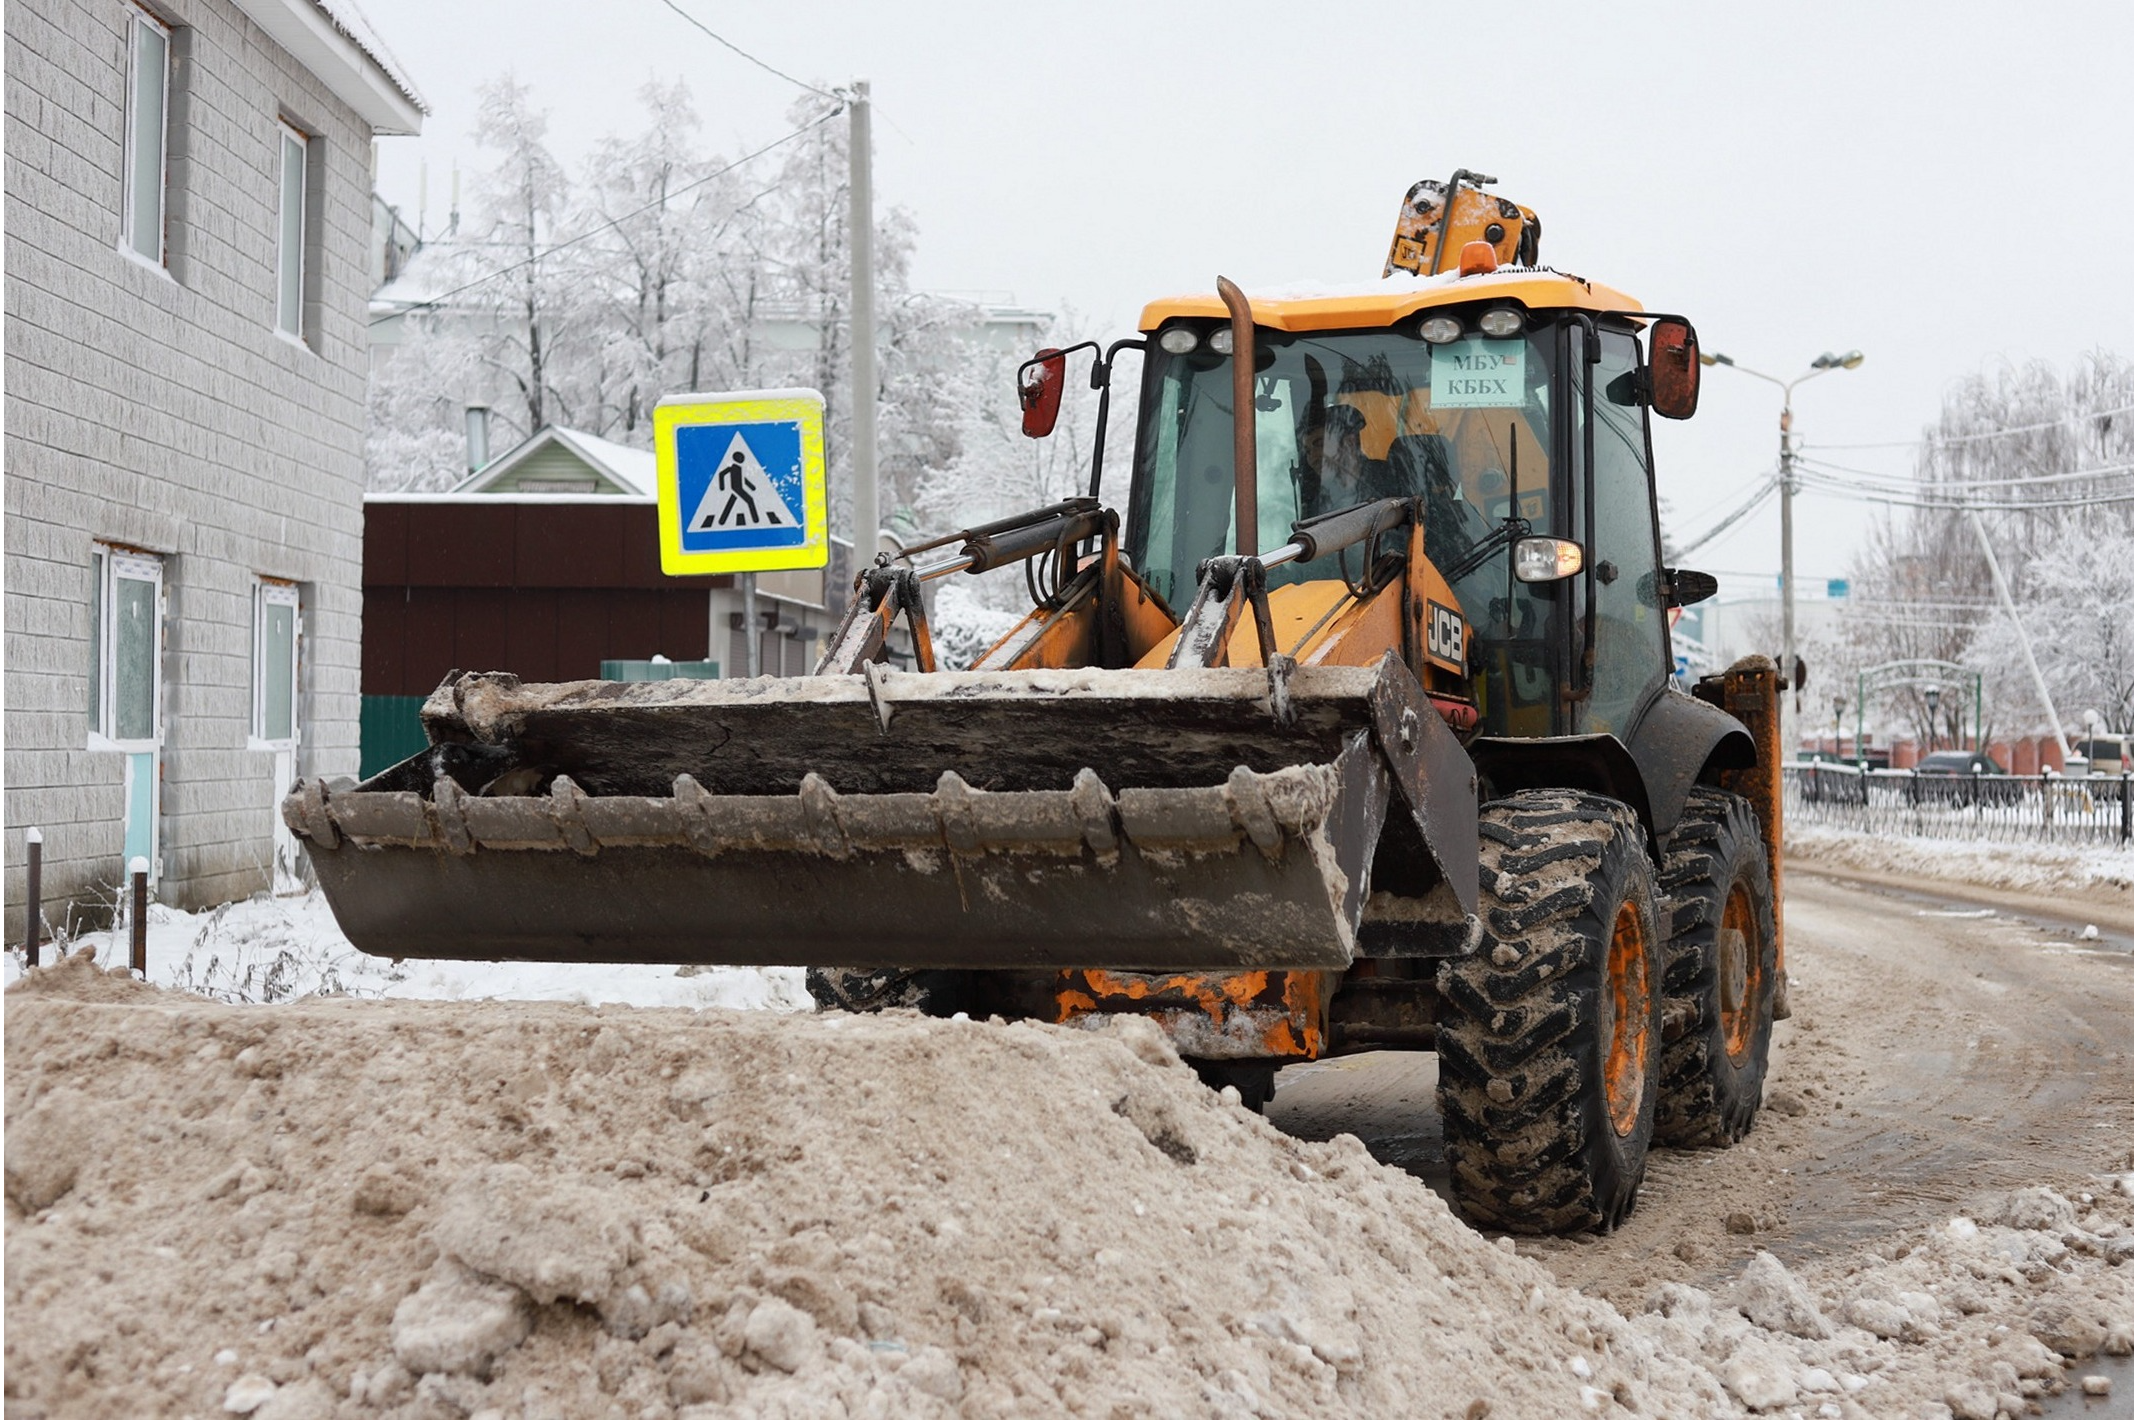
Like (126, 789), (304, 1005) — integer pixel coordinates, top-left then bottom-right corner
(358, 0), (2134, 592)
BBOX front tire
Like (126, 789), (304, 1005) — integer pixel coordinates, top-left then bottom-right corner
(1654, 787), (1778, 1146)
(1436, 790), (1663, 1234)
(805, 967), (974, 1015)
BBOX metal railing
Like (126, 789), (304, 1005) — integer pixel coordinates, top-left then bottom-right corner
(1785, 762), (2134, 845)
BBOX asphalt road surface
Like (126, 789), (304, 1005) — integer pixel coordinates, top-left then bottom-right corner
(1267, 865), (2134, 1309)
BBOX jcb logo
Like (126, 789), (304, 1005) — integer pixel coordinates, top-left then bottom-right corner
(1426, 601), (1464, 671)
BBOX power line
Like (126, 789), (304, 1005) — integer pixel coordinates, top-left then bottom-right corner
(1796, 454), (2134, 490)
(652, 0), (841, 99)
(1838, 613), (1995, 631)
(1671, 475), (1778, 557)
(1666, 463), (1777, 525)
(1800, 400), (2134, 451)
(1791, 471), (2134, 513)
(368, 111), (840, 327)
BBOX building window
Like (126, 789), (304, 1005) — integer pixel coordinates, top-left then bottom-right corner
(90, 546), (164, 746)
(253, 581), (300, 745)
(122, 7), (171, 263)
(275, 123), (309, 338)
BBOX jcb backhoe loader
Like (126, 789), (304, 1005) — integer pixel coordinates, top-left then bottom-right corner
(289, 176), (1785, 1233)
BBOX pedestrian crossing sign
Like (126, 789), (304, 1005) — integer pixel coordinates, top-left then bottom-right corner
(652, 388), (829, 575)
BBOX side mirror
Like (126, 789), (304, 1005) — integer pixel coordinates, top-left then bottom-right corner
(1018, 348), (1067, 438)
(1649, 317), (1700, 420)
(1666, 567), (1718, 606)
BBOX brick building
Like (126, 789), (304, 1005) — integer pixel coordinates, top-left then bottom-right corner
(4, 0), (422, 935)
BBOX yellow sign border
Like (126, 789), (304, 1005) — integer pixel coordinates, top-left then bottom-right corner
(653, 392), (829, 576)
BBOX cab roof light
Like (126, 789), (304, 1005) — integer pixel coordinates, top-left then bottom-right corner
(1476, 306), (1525, 338)
(1418, 315), (1464, 345)
(1208, 327), (1235, 355)
(1157, 326), (1199, 355)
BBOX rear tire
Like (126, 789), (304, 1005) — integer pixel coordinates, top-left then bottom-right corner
(1436, 790), (1663, 1234)
(1654, 787), (1778, 1146)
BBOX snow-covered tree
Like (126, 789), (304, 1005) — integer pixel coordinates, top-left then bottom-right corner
(573, 79), (762, 440)
(365, 321), (487, 493)
(1965, 520), (2134, 736)
(1834, 352), (2134, 739)
(466, 75), (578, 444)
(364, 75), (1043, 548)
(913, 315), (1144, 616)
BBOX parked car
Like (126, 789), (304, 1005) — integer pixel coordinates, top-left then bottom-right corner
(1789, 750), (1866, 804)
(1914, 750), (2018, 806)
(2073, 735), (2131, 777)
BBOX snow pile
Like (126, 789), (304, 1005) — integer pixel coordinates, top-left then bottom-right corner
(8, 954), (2132, 1418)
(0, 889), (809, 1012)
(1790, 822), (2134, 900)
(1650, 1193), (2134, 1417)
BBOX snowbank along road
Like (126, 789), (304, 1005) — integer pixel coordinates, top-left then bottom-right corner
(5, 867), (2133, 1418)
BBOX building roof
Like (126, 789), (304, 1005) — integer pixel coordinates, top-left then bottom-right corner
(450, 426), (657, 498)
(229, 0), (427, 135)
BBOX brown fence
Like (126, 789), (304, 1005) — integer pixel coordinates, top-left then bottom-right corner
(362, 498), (729, 696)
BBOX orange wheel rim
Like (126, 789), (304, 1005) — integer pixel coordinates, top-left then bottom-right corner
(1718, 885), (1761, 1063)
(1604, 899), (1653, 1137)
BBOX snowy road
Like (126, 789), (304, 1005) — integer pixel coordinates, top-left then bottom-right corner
(1269, 867), (2134, 1307)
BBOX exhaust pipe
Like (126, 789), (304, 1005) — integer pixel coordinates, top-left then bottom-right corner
(1215, 276), (1257, 557)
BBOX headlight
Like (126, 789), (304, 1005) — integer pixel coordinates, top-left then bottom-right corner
(1418, 315), (1463, 345)
(1476, 307), (1525, 338)
(1208, 327), (1235, 355)
(1157, 327), (1199, 355)
(1513, 537), (1584, 583)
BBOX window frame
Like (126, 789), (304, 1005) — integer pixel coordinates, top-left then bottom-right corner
(88, 545), (165, 752)
(1573, 322), (1672, 739)
(251, 579), (302, 749)
(274, 121), (309, 340)
(120, 5), (172, 266)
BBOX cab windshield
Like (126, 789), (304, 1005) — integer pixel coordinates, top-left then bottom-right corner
(1127, 319), (1568, 735)
(1128, 322), (1559, 609)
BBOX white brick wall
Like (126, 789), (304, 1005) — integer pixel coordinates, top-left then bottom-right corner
(5, 0), (384, 931)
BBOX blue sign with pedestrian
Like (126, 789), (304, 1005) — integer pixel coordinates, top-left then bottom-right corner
(653, 389), (828, 575)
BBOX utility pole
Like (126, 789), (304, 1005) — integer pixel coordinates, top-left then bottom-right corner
(848, 80), (878, 570)
(741, 573), (759, 676)
(1700, 348), (1863, 716)
(1778, 403), (1796, 709)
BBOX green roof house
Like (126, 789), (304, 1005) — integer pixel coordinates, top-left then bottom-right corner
(454, 426), (655, 497)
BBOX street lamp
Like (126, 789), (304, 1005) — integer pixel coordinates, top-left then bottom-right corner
(1923, 683), (1942, 752)
(1832, 694), (1846, 757)
(1699, 347), (1864, 714)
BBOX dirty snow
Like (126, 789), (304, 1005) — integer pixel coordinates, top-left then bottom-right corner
(7, 952), (2131, 1418)
(1790, 822), (2134, 901)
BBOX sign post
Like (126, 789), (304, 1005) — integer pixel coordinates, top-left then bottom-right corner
(654, 389), (830, 677)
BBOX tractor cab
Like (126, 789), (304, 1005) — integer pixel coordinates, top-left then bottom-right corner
(1125, 264), (1719, 797)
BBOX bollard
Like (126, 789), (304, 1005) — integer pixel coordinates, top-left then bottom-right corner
(128, 856), (149, 978)
(24, 828), (43, 967)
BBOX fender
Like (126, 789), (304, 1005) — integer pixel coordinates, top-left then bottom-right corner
(1469, 732), (1655, 839)
(1627, 689), (1758, 837)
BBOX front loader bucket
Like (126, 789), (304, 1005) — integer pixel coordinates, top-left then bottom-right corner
(287, 660), (1475, 972)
